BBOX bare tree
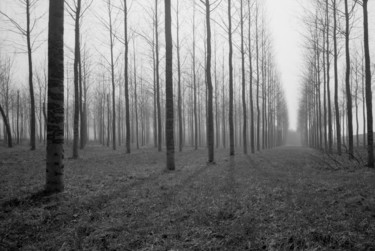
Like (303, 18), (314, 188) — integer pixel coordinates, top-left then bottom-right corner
(46, 0), (64, 193)
(240, 0), (247, 154)
(202, 0), (215, 163)
(165, 0), (175, 170)
(333, 0), (341, 155)
(362, 0), (373, 167)
(0, 0), (44, 150)
(228, 0), (234, 156)
(344, 0), (353, 159)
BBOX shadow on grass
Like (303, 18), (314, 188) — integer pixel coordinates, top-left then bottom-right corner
(1, 189), (59, 213)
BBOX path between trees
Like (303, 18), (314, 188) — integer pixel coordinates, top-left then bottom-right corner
(0, 145), (374, 250)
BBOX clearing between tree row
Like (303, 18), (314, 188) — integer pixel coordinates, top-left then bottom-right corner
(0, 145), (374, 250)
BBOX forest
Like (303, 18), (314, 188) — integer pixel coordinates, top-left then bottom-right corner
(0, 0), (374, 250)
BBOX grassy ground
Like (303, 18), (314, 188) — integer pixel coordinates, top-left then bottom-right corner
(0, 144), (375, 250)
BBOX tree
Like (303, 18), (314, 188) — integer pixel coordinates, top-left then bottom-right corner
(228, 0), (234, 156)
(248, 0), (255, 154)
(0, 0), (41, 150)
(240, 0), (247, 154)
(176, 1), (183, 152)
(0, 104), (12, 147)
(325, 0), (333, 153)
(203, 0), (215, 163)
(255, 3), (260, 151)
(165, 0), (175, 170)
(46, 0), (64, 193)
(155, 0), (162, 152)
(70, 0), (81, 158)
(124, 0), (131, 153)
(333, 0), (341, 155)
(344, 0), (353, 159)
(107, 0), (116, 151)
(362, 0), (373, 167)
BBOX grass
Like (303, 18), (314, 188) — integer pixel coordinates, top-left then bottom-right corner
(0, 143), (375, 250)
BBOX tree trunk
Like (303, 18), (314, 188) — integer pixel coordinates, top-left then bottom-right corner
(248, 1), (255, 154)
(241, 0), (247, 154)
(26, 0), (36, 150)
(155, 0), (162, 152)
(193, 6), (198, 150)
(363, 0), (373, 167)
(176, 1), (183, 152)
(228, 0), (234, 156)
(46, 0), (64, 193)
(326, 0), (333, 153)
(133, 42), (139, 150)
(165, 0), (175, 170)
(333, 0), (341, 155)
(72, 0), (81, 159)
(17, 90), (20, 144)
(108, 0), (116, 150)
(256, 4), (260, 152)
(344, 0), (353, 159)
(204, 0), (214, 163)
(124, 0), (131, 153)
(0, 104), (12, 147)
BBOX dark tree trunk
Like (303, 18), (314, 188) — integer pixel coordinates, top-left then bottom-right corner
(363, 0), (373, 167)
(26, 0), (36, 150)
(326, 0), (333, 153)
(0, 104), (12, 147)
(133, 42), (139, 150)
(228, 0), (234, 156)
(107, 0), (116, 151)
(72, 0), (81, 159)
(176, 1), (183, 152)
(124, 0), (131, 153)
(204, 0), (214, 163)
(193, 6), (198, 150)
(248, 1), (255, 154)
(155, 0), (162, 152)
(46, 0), (64, 193)
(17, 90), (20, 144)
(165, 0), (175, 170)
(241, 0), (247, 154)
(333, 0), (341, 155)
(344, 0), (353, 159)
(256, 5), (260, 151)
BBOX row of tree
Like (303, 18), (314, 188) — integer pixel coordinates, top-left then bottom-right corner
(0, 0), (290, 191)
(298, 0), (374, 167)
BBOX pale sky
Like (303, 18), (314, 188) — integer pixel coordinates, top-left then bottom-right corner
(266, 0), (304, 130)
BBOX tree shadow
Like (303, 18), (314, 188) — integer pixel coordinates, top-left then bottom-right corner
(1, 189), (59, 213)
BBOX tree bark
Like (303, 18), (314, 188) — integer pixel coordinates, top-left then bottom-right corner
(363, 0), (373, 167)
(165, 0), (175, 170)
(228, 0), (234, 156)
(344, 0), (353, 159)
(155, 0), (162, 152)
(46, 0), (64, 193)
(326, 0), (333, 153)
(241, 0), (247, 154)
(248, 1), (255, 154)
(124, 0), (131, 153)
(333, 0), (341, 155)
(176, 1), (183, 152)
(72, 0), (81, 159)
(0, 104), (12, 147)
(26, 0), (36, 150)
(204, 0), (214, 163)
(108, 0), (116, 150)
